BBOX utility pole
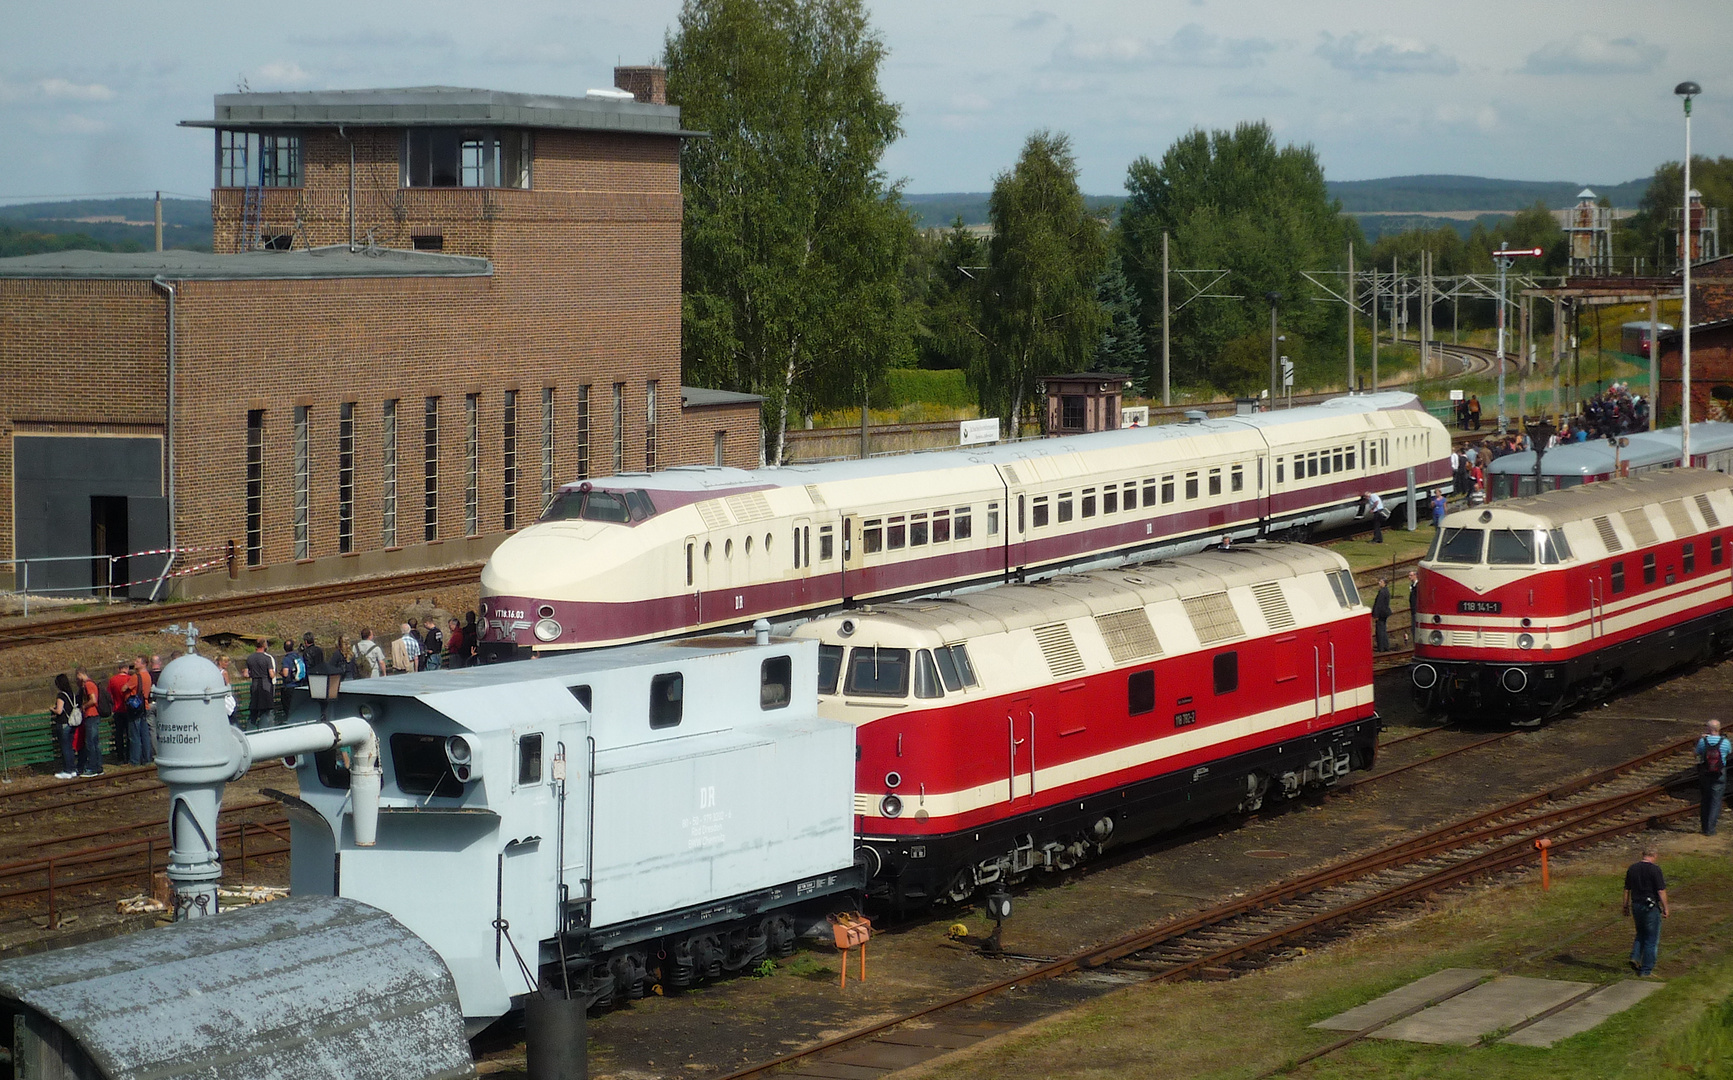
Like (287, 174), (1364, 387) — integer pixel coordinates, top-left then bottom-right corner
(1677, 79), (1700, 466)
(1518, 292), (1530, 422)
(1648, 294), (1660, 431)
(1267, 292), (1281, 406)
(1370, 267), (1379, 392)
(1161, 231), (1171, 407)
(1552, 296), (1563, 418)
(1492, 242), (1543, 433)
(1347, 242), (1355, 390)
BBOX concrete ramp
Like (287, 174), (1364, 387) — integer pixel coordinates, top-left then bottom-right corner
(1373, 977), (1592, 1045)
(0, 895), (474, 1080)
(1500, 980), (1663, 1048)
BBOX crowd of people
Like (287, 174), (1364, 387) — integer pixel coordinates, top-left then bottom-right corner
(42, 611), (491, 776)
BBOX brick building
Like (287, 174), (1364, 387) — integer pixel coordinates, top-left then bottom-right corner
(0, 75), (762, 597)
(1656, 318), (1733, 424)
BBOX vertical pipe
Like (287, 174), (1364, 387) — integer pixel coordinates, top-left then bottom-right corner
(1649, 295), (1660, 431)
(1161, 231), (1170, 407)
(1268, 299), (1279, 406)
(154, 191), (163, 252)
(1371, 268), (1379, 392)
(149, 277), (177, 602)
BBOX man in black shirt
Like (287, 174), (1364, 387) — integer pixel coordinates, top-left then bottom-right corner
(1622, 846), (1669, 977)
(1371, 577), (1392, 653)
(244, 639), (275, 730)
(301, 632), (327, 675)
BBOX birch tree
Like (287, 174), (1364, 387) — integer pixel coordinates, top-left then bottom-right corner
(667, 0), (914, 464)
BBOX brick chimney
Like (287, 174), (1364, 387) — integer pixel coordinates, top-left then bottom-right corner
(614, 66), (667, 106)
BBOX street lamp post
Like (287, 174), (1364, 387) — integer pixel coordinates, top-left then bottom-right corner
(1677, 80), (1700, 467)
(1491, 243), (1544, 434)
(1266, 292), (1281, 407)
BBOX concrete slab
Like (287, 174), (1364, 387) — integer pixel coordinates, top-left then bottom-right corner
(825, 1041), (943, 1069)
(1373, 977), (1592, 1046)
(1311, 969), (1493, 1031)
(1501, 980), (1664, 1048)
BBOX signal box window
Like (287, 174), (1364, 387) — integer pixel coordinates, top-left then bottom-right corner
(403, 127), (531, 188)
(845, 647), (910, 697)
(517, 733), (543, 786)
(1213, 652), (1239, 695)
(760, 655), (792, 710)
(1127, 670), (1155, 716)
(650, 672), (684, 728)
(817, 645), (843, 694)
(1061, 395), (1086, 430)
(1611, 561), (1625, 594)
(1642, 553), (1656, 585)
(391, 733), (464, 798)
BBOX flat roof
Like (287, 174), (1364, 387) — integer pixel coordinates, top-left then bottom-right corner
(181, 86), (704, 139)
(0, 245), (492, 281)
(681, 386), (765, 408)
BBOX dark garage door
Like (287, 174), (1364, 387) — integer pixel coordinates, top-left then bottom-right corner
(13, 435), (167, 598)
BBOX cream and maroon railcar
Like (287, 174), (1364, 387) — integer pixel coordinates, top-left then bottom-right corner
(481, 392), (1449, 658)
(792, 543), (1379, 909)
(1412, 469), (1733, 722)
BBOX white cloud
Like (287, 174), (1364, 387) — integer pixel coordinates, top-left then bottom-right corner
(252, 61), (314, 86)
(37, 78), (116, 101)
(1053, 23), (1275, 70)
(1012, 10), (1054, 31)
(1522, 35), (1664, 76)
(1316, 32), (1457, 77)
(58, 113), (112, 135)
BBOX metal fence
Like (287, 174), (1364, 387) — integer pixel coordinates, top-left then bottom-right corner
(0, 682), (263, 775)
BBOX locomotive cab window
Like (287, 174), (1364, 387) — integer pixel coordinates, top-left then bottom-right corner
(1213, 652), (1239, 695)
(1436, 527), (1485, 564)
(1643, 553), (1657, 585)
(1488, 529), (1537, 565)
(761, 655), (792, 709)
(1127, 669), (1155, 715)
(650, 672), (684, 728)
(517, 733), (543, 786)
(933, 645), (964, 692)
(1611, 561), (1626, 594)
(914, 651), (945, 699)
(817, 645), (844, 694)
(944, 643), (979, 687)
(390, 733), (464, 798)
(845, 647), (910, 697)
(568, 684), (592, 710)
(1541, 528), (1570, 564)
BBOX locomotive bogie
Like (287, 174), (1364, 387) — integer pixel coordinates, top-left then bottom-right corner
(482, 393), (1451, 656)
(1415, 469), (1733, 721)
(796, 543), (1380, 907)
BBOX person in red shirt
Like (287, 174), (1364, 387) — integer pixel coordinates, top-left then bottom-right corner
(106, 660), (133, 763)
(74, 667), (103, 776)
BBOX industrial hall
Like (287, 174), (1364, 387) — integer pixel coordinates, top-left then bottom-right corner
(0, 71), (763, 599)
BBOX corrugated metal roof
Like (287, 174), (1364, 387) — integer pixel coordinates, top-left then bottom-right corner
(0, 895), (475, 1080)
(179, 86), (702, 138)
(0, 245), (492, 281)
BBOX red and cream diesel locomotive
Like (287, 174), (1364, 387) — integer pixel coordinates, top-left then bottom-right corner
(1412, 469), (1733, 722)
(792, 543), (1378, 909)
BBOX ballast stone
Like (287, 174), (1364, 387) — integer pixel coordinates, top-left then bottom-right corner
(0, 894), (474, 1080)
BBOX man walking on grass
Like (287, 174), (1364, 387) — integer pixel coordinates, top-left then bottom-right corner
(1697, 719), (1730, 836)
(1622, 846), (1669, 977)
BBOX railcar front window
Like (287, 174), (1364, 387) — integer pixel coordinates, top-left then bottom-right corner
(1549, 528), (1571, 561)
(1488, 529), (1537, 565)
(914, 650), (945, 699)
(816, 645), (843, 694)
(933, 646), (963, 691)
(1437, 527), (1485, 564)
(844, 647), (910, 697)
(945, 643), (978, 686)
(540, 489), (631, 523)
(1424, 529), (1444, 560)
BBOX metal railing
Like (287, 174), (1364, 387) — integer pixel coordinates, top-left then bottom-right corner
(3, 545), (229, 615)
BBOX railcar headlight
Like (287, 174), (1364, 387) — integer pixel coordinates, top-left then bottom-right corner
(1518, 633), (1534, 650)
(1430, 630), (1444, 645)
(533, 618), (563, 642)
(880, 794), (903, 818)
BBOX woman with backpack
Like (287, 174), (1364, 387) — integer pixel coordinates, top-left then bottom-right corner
(49, 674), (78, 780)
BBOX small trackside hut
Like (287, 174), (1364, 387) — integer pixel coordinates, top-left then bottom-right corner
(795, 543), (1379, 910)
(279, 631), (861, 1019)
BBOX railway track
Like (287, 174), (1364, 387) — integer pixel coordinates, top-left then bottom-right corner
(0, 563), (482, 651)
(717, 736), (1696, 1080)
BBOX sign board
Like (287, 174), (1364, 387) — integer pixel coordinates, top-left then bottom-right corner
(960, 418), (1000, 446)
(1450, 389), (1465, 401)
(1120, 406), (1149, 429)
(1280, 358), (1294, 388)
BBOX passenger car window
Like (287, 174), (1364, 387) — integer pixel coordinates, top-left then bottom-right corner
(845, 648), (910, 697)
(1032, 497), (1050, 528)
(1058, 493), (1073, 523)
(862, 519), (883, 554)
(760, 655), (792, 710)
(650, 672), (684, 728)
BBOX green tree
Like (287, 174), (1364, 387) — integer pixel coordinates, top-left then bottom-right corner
(1119, 122), (1353, 394)
(971, 131), (1108, 426)
(1093, 248), (1145, 379)
(1621, 155), (1733, 270)
(667, 0), (916, 464)
(908, 218), (986, 373)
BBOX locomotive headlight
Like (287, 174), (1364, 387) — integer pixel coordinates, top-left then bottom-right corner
(533, 618), (563, 642)
(1430, 630), (1444, 645)
(880, 794), (903, 818)
(1518, 633), (1535, 650)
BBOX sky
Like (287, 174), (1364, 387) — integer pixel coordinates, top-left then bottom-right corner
(1, 0), (1729, 203)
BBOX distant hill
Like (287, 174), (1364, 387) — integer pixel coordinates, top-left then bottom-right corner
(1325, 174), (1650, 212)
(0, 197), (212, 253)
(904, 192), (1122, 229)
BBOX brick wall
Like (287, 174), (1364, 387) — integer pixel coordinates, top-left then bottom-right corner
(4, 121), (762, 588)
(1656, 323), (1733, 423)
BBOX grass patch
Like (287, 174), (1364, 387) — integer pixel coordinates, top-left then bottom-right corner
(779, 951), (835, 981)
(909, 852), (1733, 1080)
